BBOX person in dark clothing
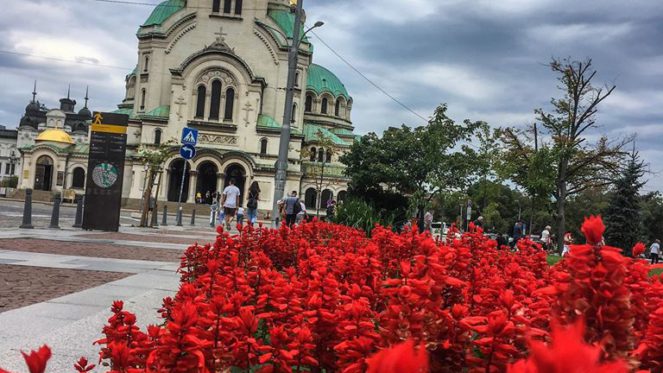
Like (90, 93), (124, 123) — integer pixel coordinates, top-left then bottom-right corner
(281, 191), (300, 227)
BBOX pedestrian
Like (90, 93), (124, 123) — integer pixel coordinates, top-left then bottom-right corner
(326, 199), (336, 222)
(221, 178), (241, 231)
(424, 211), (434, 233)
(562, 232), (573, 256)
(281, 191), (301, 227)
(209, 200), (218, 227)
(541, 225), (552, 250)
(246, 181), (260, 226)
(474, 216), (484, 229)
(237, 206), (245, 226)
(205, 190), (211, 204)
(512, 221), (524, 247)
(296, 199), (307, 224)
(650, 239), (661, 264)
(196, 191), (202, 204)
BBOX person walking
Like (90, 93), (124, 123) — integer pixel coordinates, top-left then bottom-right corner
(296, 199), (307, 224)
(541, 225), (552, 250)
(650, 239), (661, 264)
(246, 182), (260, 226)
(281, 191), (301, 227)
(221, 179), (241, 231)
(424, 211), (434, 233)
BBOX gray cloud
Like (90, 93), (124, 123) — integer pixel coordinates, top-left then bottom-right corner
(0, 0), (661, 191)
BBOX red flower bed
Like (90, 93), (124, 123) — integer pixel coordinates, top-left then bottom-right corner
(4, 216), (663, 372)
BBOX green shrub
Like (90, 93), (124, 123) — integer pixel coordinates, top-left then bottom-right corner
(335, 198), (395, 235)
(0, 176), (18, 188)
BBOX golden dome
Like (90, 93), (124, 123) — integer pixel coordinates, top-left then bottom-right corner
(36, 128), (75, 145)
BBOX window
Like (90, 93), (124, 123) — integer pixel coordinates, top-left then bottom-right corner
(309, 147), (316, 161)
(326, 149), (332, 163)
(291, 103), (297, 123)
(305, 94), (313, 112)
(335, 100), (340, 116)
(195, 85), (206, 118)
(235, 0), (242, 14)
(209, 80), (222, 120)
(321, 189), (333, 205)
(10, 163), (15, 175)
(72, 168), (85, 189)
(317, 148), (324, 162)
(223, 0), (232, 13)
(338, 190), (347, 202)
(140, 88), (146, 110)
(295, 71), (300, 87)
(321, 97), (328, 114)
(260, 138), (268, 155)
(143, 55), (149, 72)
(154, 128), (162, 145)
(305, 188), (317, 209)
(224, 87), (235, 120)
(3, 163), (8, 175)
(212, 0), (220, 12)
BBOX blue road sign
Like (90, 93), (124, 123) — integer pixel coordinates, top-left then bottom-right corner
(181, 127), (198, 146)
(180, 144), (196, 160)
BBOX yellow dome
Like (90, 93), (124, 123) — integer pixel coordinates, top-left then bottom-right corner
(36, 128), (75, 145)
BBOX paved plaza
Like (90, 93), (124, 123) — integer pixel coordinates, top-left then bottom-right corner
(0, 198), (219, 371)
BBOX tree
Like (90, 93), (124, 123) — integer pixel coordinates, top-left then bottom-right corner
(604, 149), (646, 255)
(301, 130), (339, 217)
(501, 58), (627, 251)
(340, 104), (486, 221)
(640, 191), (663, 244)
(136, 141), (174, 227)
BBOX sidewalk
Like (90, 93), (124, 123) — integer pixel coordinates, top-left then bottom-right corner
(0, 225), (212, 371)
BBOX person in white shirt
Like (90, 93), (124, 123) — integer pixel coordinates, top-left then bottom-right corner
(296, 200), (307, 224)
(541, 225), (552, 250)
(221, 179), (241, 230)
(650, 239), (661, 264)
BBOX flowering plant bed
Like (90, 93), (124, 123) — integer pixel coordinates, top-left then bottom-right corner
(4, 216), (663, 372)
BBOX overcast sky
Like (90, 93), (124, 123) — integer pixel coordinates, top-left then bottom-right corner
(0, 0), (661, 192)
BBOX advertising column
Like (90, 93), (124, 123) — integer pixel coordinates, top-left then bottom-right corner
(82, 112), (129, 231)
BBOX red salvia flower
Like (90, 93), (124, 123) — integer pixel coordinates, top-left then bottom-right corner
(366, 339), (428, 373)
(580, 215), (605, 245)
(20, 345), (51, 373)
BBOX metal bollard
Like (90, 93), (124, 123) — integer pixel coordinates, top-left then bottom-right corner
(176, 206), (183, 226)
(19, 188), (34, 229)
(150, 205), (158, 227)
(49, 192), (61, 229)
(190, 208), (196, 226)
(162, 205), (168, 226)
(72, 196), (84, 228)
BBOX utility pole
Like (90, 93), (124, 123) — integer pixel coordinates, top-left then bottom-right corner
(271, 0), (304, 227)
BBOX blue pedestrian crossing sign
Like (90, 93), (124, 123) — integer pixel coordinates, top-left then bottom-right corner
(181, 127), (198, 146)
(180, 144), (196, 160)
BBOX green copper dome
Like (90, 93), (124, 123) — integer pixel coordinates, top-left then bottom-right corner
(307, 64), (350, 99)
(142, 0), (185, 27)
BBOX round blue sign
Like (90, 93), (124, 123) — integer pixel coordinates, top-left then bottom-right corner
(180, 144), (196, 159)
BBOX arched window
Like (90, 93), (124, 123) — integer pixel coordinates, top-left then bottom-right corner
(309, 147), (316, 161)
(143, 55), (149, 72)
(338, 190), (347, 202)
(291, 103), (297, 123)
(305, 188), (317, 209)
(72, 167), (85, 189)
(305, 94), (313, 112)
(195, 85), (206, 118)
(154, 128), (162, 145)
(260, 138), (268, 155)
(321, 189), (333, 205)
(212, 0), (220, 12)
(140, 88), (146, 110)
(235, 0), (242, 14)
(224, 87), (235, 120)
(335, 100), (341, 116)
(223, 0), (232, 13)
(317, 148), (324, 162)
(209, 80), (222, 120)
(321, 97), (328, 114)
(326, 149), (332, 163)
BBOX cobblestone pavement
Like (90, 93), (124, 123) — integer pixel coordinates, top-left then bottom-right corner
(0, 264), (129, 312)
(0, 238), (185, 262)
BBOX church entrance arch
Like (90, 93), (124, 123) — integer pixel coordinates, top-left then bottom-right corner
(34, 155), (54, 191)
(223, 163), (246, 206)
(167, 159), (191, 202)
(197, 161), (218, 202)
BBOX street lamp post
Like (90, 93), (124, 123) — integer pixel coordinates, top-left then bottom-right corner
(270, 0), (323, 227)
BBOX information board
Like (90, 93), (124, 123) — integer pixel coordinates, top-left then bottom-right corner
(82, 112), (129, 231)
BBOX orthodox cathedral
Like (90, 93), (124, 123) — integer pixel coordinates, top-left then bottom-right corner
(16, 0), (357, 213)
